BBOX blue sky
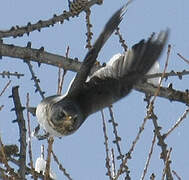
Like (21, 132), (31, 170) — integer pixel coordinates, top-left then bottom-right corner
(0, 0), (189, 179)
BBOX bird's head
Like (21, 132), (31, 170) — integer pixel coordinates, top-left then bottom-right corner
(36, 95), (85, 137)
(47, 99), (84, 136)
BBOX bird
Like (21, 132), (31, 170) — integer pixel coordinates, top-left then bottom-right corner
(36, 5), (168, 137)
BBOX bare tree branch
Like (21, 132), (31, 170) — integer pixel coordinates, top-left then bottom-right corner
(148, 44), (173, 180)
(108, 106), (130, 178)
(11, 86), (26, 179)
(101, 110), (112, 179)
(135, 82), (189, 105)
(0, 0), (103, 39)
(0, 71), (24, 79)
(0, 42), (81, 72)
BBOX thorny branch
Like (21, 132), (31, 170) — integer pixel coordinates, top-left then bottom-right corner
(26, 60), (45, 99)
(115, 27), (128, 52)
(101, 110), (112, 179)
(85, 8), (93, 49)
(0, 0), (103, 39)
(0, 71), (24, 79)
(11, 86), (26, 179)
(0, 42), (81, 72)
(24, 42), (45, 99)
(148, 44), (173, 180)
(115, 115), (150, 179)
(52, 150), (73, 180)
(135, 82), (189, 105)
(108, 106), (130, 179)
(141, 132), (157, 180)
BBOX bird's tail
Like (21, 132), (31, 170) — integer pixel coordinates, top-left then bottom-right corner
(123, 31), (169, 78)
(92, 30), (169, 85)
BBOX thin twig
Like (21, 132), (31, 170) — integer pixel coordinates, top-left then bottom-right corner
(115, 115), (149, 179)
(150, 44), (171, 104)
(26, 93), (36, 179)
(57, 66), (61, 94)
(108, 107), (123, 160)
(25, 60), (45, 99)
(172, 170), (182, 180)
(177, 53), (189, 65)
(52, 150), (73, 180)
(85, 8), (93, 49)
(45, 137), (54, 180)
(164, 108), (189, 138)
(101, 110), (112, 179)
(141, 132), (157, 180)
(0, 80), (11, 97)
(111, 148), (116, 179)
(57, 46), (69, 94)
(162, 148), (172, 180)
(115, 27), (127, 52)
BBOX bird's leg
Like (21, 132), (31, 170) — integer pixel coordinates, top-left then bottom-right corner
(33, 125), (50, 140)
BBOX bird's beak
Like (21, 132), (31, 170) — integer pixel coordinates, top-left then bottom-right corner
(66, 115), (72, 121)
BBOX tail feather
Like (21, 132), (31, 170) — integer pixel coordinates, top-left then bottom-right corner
(91, 30), (169, 83)
(129, 31), (168, 76)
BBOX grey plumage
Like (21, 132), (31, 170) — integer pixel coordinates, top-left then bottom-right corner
(36, 5), (168, 137)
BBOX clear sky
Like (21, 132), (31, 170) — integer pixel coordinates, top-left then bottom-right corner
(0, 0), (189, 179)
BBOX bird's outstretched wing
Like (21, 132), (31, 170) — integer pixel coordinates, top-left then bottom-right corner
(67, 5), (126, 95)
(74, 31), (169, 117)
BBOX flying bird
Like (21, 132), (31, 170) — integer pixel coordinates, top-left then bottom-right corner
(36, 5), (168, 137)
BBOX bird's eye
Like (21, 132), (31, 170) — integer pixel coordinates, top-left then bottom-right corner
(51, 110), (66, 124)
(57, 111), (66, 119)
